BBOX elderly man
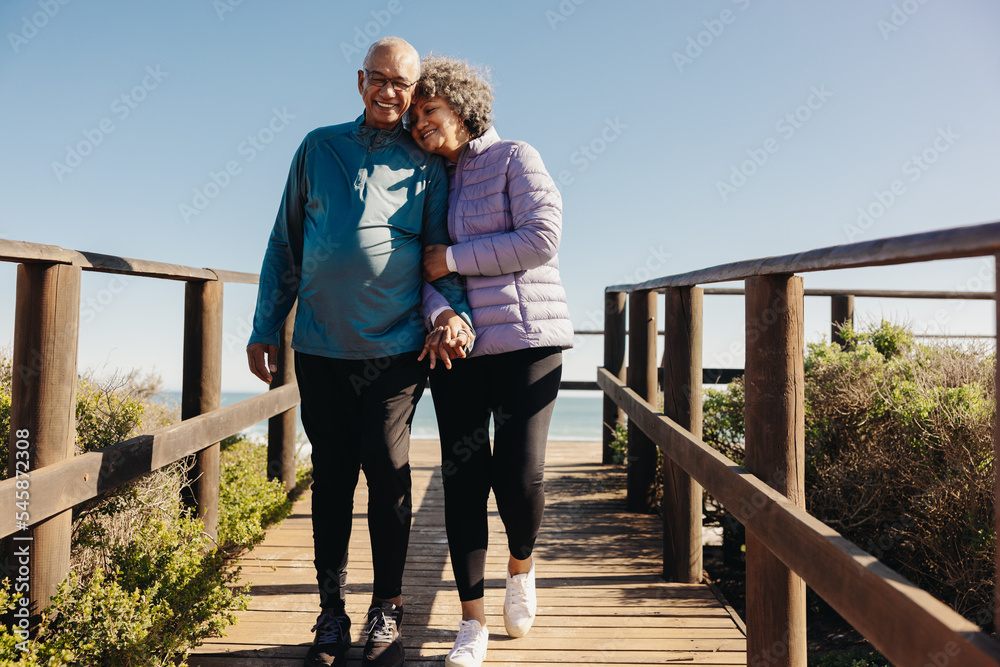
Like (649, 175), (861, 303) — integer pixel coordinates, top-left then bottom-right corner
(247, 36), (471, 667)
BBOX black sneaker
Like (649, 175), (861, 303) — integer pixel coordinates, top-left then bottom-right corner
(363, 602), (404, 666)
(304, 609), (351, 666)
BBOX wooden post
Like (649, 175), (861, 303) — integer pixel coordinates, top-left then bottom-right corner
(831, 294), (854, 348)
(626, 289), (658, 513)
(8, 263), (80, 625)
(744, 275), (807, 667)
(602, 291), (627, 464)
(268, 302), (297, 492)
(661, 287), (704, 583)
(995, 254), (1000, 634)
(181, 280), (223, 540)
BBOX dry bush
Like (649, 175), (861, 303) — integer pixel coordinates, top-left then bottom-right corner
(72, 461), (193, 579)
(700, 320), (995, 628)
(806, 322), (994, 625)
(66, 366), (187, 577)
(74, 366), (177, 455)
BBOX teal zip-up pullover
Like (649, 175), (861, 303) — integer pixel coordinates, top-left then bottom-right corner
(249, 114), (469, 359)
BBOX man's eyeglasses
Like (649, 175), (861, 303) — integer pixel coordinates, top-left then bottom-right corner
(365, 69), (416, 93)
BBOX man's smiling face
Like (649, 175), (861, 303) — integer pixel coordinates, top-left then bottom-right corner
(357, 45), (420, 130)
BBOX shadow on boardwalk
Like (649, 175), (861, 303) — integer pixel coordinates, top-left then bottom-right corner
(189, 440), (746, 666)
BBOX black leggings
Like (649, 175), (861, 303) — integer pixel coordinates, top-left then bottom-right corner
(429, 346), (562, 601)
(295, 351), (426, 611)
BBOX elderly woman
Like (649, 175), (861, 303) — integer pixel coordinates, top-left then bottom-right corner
(414, 55), (573, 667)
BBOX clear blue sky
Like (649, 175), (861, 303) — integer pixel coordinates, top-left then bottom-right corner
(1, 0), (998, 391)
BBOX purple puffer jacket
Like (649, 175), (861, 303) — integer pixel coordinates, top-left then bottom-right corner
(423, 127), (574, 356)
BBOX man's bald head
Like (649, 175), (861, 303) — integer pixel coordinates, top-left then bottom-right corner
(363, 37), (420, 80)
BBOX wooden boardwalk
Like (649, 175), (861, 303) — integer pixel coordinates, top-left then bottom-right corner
(189, 440), (746, 666)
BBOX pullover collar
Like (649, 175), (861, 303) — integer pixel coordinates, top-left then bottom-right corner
(352, 112), (405, 150)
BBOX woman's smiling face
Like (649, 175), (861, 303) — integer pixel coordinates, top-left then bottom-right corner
(410, 96), (470, 163)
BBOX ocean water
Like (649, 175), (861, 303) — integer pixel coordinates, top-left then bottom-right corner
(161, 389), (602, 444)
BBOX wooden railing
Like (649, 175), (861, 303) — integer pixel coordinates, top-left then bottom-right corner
(0, 237), (613, 627)
(0, 239), (300, 626)
(591, 286), (995, 460)
(598, 221), (1000, 667)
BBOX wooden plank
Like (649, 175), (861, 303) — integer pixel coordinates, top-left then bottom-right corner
(206, 635), (746, 651)
(224, 600), (732, 620)
(626, 290), (657, 512)
(661, 286), (703, 584)
(229, 609), (737, 628)
(203, 624), (746, 643)
(231, 631), (742, 646)
(233, 598), (735, 618)
(561, 380), (599, 391)
(193, 663), (746, 667)
(602, 291), (627, 464)
(9, 263), (81, 623)
(76, 250), (218, 281)
(207, 268), (259, 284)
(191, 656), (748, 667)
(598, 368), (1000, 666)
(606, 220), (1000, 291)
(227, 608), (737, 626)
(0, 239), (260, 283)
(0, 386), (299, 539)
(809, 288), (996, 300)
(705, 287), (996, 300)
(0, 239), (78, 264)
(701, 368), (743, 384)
(194, 645), (745, 664)
(744, 275), (806, 667)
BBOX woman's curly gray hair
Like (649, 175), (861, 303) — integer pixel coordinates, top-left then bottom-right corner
(417, 55), (494, 139)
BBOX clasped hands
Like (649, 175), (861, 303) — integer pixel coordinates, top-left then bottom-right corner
(418, 309), (474, 370)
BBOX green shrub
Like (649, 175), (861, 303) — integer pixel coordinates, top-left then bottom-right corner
(702, 378), (747, 562)
(0, 579), (73, 665)
(218, 437), (296, 550)
(5, 512), (247, 666)
(0, 355), (12, 478)
(608, 421), (628, 464)
(703, 378), (745, 467)
(40, 516), (246, 665)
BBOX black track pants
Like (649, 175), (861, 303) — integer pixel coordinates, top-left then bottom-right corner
(295, 351), (426, 611)
(429, 346), (562, 601)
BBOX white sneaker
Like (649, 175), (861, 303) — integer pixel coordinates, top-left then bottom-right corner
(445, 619), (489, 667)
(504, 563), (537, 638)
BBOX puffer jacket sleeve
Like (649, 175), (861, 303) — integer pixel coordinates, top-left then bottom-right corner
(450, 143), (562, 277)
